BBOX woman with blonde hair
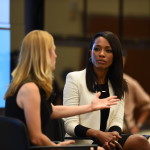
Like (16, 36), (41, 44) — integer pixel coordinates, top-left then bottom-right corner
(4, 30), (119, 149)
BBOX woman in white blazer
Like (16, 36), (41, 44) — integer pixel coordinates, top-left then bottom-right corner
(63, 31), (150, 150)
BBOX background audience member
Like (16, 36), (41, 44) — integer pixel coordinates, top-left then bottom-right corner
(122, 49), (150, 134)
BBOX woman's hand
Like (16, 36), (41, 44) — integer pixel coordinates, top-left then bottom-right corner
(91, 146), (105, 150)
(103, 140), (123, 150)
(102, 139), (123, 150)
(96, 131), (121, 144)
(86, 129), (122, 149)
(86, 129), (121, 146)
(91, 92), (120, 111)
(57, 140), (75, 146)
(100, 131), (122, 150)
(58, 140), (105, 150)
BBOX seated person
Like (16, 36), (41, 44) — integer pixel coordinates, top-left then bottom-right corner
(63, 31), (150, 150)
(122, 50), (150, 134)
(5, 30), (120, 150)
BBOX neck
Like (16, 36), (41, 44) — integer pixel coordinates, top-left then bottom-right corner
(93, 67), (108, 84)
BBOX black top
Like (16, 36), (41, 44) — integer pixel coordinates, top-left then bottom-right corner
(5, 79), (52, 134)
(97, 83), (110, 131)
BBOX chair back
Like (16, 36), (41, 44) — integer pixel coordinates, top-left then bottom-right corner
(0, 116), (97, 150)
(0, 116), (29, 150)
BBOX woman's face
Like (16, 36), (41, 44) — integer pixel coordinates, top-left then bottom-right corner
(90, 36), (113, 71)
(50, 45), (57, 70)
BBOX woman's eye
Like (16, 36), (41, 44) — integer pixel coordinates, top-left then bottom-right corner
(94, 47), (100, 51)
(106, 49), (113, 53)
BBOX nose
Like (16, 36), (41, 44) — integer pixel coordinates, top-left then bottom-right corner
(99, 49), (105, 57)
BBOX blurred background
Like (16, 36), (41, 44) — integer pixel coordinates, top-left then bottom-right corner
(0, 0), (150, 111)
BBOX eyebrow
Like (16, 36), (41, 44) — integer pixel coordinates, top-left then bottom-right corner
(94, 45), (112, 49)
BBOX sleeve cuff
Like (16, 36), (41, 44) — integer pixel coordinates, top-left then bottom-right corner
(108, 126), (122, 135)
(74, 125), (90, 137)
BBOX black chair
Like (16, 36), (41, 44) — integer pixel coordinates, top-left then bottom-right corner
(0, 116), (98, 150)
(0, 116), (29, 150)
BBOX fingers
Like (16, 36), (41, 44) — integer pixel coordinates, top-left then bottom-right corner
(96, 92), (101, 98)
(113, 140), (123, 150)
(91, 147), (104, 150)
(58, 140), (75, 146)
(109, 98), (120, 102)
(108, 140), (123, 150)
(103, 142), (111, 150)
(97, 146), (105, 150)
(106, 139), (123, 150)
(108, 141), (116, 149)
(108, 99), (120, 104)
(107, 97), (120, 104)
(107, 99), (120, 107)
(106, 99), (120, 108)
(107, 95), (118, 100)
(105, 96), (120, 104)
(111, 135), (117, 141)
(112, 132), (122, 139)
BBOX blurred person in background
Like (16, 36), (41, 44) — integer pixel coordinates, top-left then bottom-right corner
(122, 49), (150, 134)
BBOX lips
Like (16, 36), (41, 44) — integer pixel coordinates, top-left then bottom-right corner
(97, 59), (106, 64)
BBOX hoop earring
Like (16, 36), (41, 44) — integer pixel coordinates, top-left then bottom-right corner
(89, 57), (92, 62)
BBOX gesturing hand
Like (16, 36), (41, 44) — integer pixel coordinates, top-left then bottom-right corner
(91, 92), (120, 111)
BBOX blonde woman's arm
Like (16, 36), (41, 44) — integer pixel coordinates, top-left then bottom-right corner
(17, 82), (74, 146)
(51, 93), (120, 119)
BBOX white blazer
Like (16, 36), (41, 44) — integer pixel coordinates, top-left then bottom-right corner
(63, 69), (124, 144)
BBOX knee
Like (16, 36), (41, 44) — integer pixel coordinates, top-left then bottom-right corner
(123, 134), (150, 150)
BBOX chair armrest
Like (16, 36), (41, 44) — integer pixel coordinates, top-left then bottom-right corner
(29, 144), (98, 150)
(64, 136), (93, 140)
